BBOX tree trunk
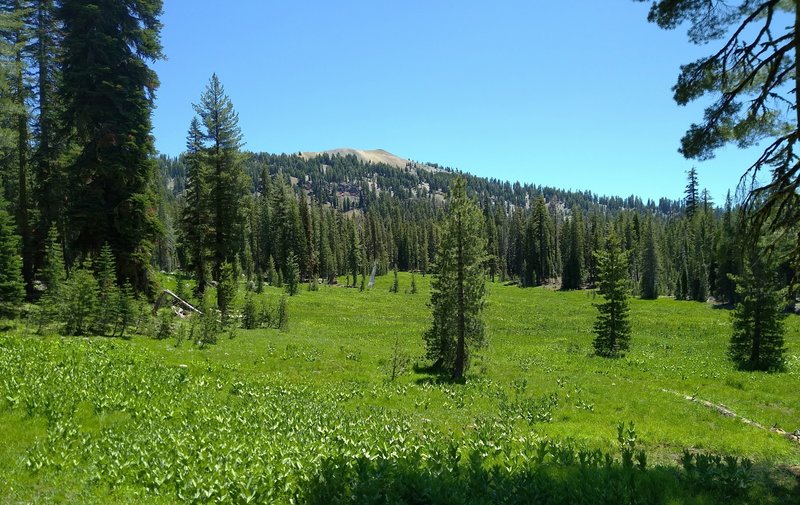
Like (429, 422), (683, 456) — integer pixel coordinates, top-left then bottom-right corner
(14, 13), (33, 298)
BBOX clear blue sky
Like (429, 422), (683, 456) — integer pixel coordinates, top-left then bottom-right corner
(152, 0), (762, 204)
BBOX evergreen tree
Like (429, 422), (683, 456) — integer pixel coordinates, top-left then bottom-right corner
(94, 242), (116, 303)
(527, 196), (555, 285)
(593, 234), (631, 358)
(561, 208), (584, 290)
(31, 0), (66, 273)
(423, 177), (487, 380)
(93, 242), (118, 333)
(639, 216), (659, 299)
(285, 251), (300, 296)
(389, 267), (399, 293)
(59, 0), (164, 292)
(241, 292), (258, 329)
(347, 220), (362, 287)
(410, 272), (418, 294)
(684, 167), (699, 219)
(729, 251), (787, 371)
(638, 1), (800, 274)
(180, 117), (210, 294)
(59, 262), (98, 335)
(217, 261), (237, 318)
(38, 224), (65, 296)
(6, 1), (34, 298)
(0, 194), (23, 316)
(192, 74), (246, 284)
(110, 281), (135, 338)
(715, 192), (742, 304)
(266, 255), (277, 286)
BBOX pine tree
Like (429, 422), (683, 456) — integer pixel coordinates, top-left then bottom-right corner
(685, 168), (699, 219)
(0, 194), (23, 316)
(526, 196), (555, 286)
(31, 0), (66, 272)
(181, 117), (210, 294)
(389, 267), (399, 293)
(111, 281), (135, 338)
(410, 272), (418, 294)
(285, 252), (299, 296)
(93, 243), (118, 334)
(561, 208), (584, 290)
(715, 192), (741, 304)
(217, 261), (237, 318)
(38, 224), (65, 296)
(593, 234), (631, 358)
(637, 2), (800, 273)
(59, 0), (164, 293)
(6, 1), (34, 298)
(266, 255), (278, 286)
(59, 262), (98, 335)
(94, 243), (117, 303)
(423, 177), (487, 380)
(241, 292), (258, 329)
(347, 220), (362, 287)
(639, 216), (659, 299)
(192, 74), (246, 284)
(729, 251), (787, 371)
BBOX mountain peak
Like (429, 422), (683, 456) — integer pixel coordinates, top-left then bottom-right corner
(300, 148), (410, 170)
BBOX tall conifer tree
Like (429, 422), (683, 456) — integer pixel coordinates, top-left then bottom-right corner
(59, 0), (163, 292)
(593, 234), (631, 357)
(561, 208), (584, 290)
(192, 73), (245, 287)
(729, 249), (787, 371)
(180, 117), (210, 294)
(639, 216), (659, 299)
(424, 177), (487, 380)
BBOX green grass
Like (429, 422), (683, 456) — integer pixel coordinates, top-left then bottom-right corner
(1, 271), (798, 503)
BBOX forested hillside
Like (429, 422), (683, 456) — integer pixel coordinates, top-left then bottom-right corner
(153, 147), (793, 307)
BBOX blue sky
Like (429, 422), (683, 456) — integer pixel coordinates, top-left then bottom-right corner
(152, 1), (762, 203)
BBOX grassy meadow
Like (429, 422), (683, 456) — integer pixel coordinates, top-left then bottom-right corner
(1, 272), (798, 503)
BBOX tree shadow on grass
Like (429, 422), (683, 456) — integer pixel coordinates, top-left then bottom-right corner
(298, 454), (799, 505)
(412, 361), (466, 386)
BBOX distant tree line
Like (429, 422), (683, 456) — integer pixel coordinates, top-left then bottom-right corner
(154, 142), (795, 313)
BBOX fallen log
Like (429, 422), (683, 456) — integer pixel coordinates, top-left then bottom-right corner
(662, 388), (800, 445)
(153, 289), (202, 316)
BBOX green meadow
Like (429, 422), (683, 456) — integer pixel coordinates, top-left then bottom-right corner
(1, 272), (798, 504)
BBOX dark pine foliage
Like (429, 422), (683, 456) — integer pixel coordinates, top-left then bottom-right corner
(59, 0), (164, 293)
(0, 193), (24, 316)
(729, 252), (787, 371)
(593, 234), (632, 358)
(424, 177), (487, 380)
